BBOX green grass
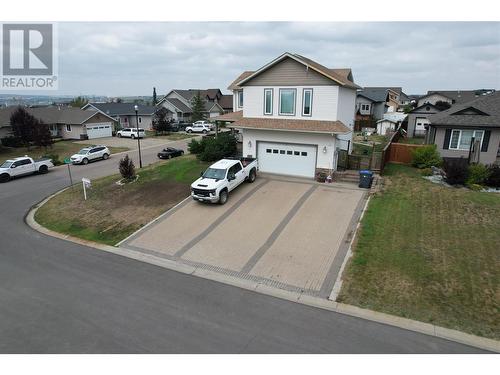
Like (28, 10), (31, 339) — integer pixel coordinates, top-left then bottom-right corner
(35, 155), (210, 245)
(0, 140), (128, 164)
(145, 131), (196, 141)
(338, 163), (500, 339)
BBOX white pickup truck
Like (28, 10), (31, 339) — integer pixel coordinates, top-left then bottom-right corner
(0, 156), (54, 183)
(191, 157), (258, 204)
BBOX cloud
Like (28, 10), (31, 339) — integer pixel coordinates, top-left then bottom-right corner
(51, 22), (500, 96)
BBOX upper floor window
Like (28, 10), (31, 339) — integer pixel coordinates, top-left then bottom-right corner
(238, 91), (244, 108)
(279, 89), (296, 116)
(302, 89), (312, 116)
(361, 104), (370, 111)
(66, 124), (72, 132)
(264, 88), (273, 115)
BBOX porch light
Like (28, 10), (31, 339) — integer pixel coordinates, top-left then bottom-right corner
(248, 140), (252, 148)
(323, 146), (327, 153)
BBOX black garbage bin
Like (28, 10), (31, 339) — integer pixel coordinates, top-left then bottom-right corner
(359, 170), (374, 188)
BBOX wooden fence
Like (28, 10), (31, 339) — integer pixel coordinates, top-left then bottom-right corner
(380, 131), (426, 172)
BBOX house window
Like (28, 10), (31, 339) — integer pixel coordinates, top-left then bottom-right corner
(139, 117), (142, 123)
(449, 129), (484, 150)
(302, 89), (313, 116)
(361, 104), (370, 111)
(279, 89), (296, 115)
(238, 91), (244, 108)
(264, 89), (273, 115)
(66, 124), (71, 132)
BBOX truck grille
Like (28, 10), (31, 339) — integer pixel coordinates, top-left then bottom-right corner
(192, 188), (211, 197)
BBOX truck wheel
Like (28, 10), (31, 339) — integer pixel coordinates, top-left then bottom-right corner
(131, 134), (136, 139)
(117, 133), (122, 138)
(82, 158), (89, 165)
(187, 129), (192, 133)
(102, 153), (109, 160)
(0, 173), (10, 183)
(38, 165), (48, 174)
(218, 190), (228, 205)
(202, 130), (207, 134)
(247, 169), (256, 183)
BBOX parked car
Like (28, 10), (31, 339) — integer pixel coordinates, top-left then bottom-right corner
(0, 156), (54, 183)
(192, 120), (214, 130)
(185, 123), (211, 134)
(116, 127), (146, 139)
(171, 121), (189, 132)
(70, 145), (110, 165)
(157, 147), (184, 159)
(191, 157), (258, 205)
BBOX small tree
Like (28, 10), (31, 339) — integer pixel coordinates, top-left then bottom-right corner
(10, 107), (36, 149)
(69, 96), (88, 108)
(119, 154), (136, 181)
(32, 120), (54, 149)
(152, 87), (157, 106)
(435, 100), (451, 111)
(191, 90), (206, 122)
(152, 107), (172, 135)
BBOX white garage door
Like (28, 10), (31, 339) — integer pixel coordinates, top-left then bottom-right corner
(86, 123), (113, 139)
(257, 142), (317, 178)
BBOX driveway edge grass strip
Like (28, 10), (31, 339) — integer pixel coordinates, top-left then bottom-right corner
(25, 195), (499, 353)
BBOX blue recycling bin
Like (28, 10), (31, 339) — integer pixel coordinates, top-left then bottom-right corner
(359, 170), (374, 188)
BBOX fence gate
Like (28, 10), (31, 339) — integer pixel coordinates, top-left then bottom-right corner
(337, 149), (348, 170)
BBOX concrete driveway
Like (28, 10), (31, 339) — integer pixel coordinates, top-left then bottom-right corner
(121, 177), (366, 297)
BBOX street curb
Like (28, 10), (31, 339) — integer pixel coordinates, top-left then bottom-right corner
(26, 190), (499, 354)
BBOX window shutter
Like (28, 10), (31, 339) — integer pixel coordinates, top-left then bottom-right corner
(443, 129), (452, 150)
(481, 130), (491, 152)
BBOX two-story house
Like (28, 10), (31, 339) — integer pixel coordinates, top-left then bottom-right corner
(355, 87), (402, 122)
(227, 52), (359, 179)
(157, 89), (231, 122)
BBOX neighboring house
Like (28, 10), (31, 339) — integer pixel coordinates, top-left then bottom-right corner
(427, 91), (500, 165)
(0, 106), (117, 140)
(355, 87), (404, 121)
(376, 112), (407, 136)
(406, 103), (442, 138)
(82, 103), (157, 130)
(417, 89), (496, 107)
(227, 52), (359, 178)
(157, 89), (229, 122)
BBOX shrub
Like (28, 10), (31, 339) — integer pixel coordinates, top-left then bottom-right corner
(466, 164), (491, 186)
(43, 153), (62, 166)
(468, 183), (483, 191)
(1, 136), (24, 148)
(196, 133), (238, 162)
(443, 158), (469, 185)
(119, 154), (136, 181)
(485, 164), (500, 188)
(411, 145), (442, 169)
(187, 137), (207, 154)
(420, 168), (432, 176)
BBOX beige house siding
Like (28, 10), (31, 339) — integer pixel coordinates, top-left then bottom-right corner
(60, 123), (85, 140)
(243, 57), (335, 87)
(434, 127), (500, 165)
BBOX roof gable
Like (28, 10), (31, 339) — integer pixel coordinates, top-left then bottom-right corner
(450, 106), (489, 116)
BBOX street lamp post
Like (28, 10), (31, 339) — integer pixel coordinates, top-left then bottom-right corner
(134, 105), (143, 168)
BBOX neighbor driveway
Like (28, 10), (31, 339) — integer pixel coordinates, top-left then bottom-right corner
(75, 136), (178, 149)
(121, 177), (366, 297)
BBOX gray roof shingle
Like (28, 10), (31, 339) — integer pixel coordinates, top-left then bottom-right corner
(0, 106), (108, 127)
(88, 103), (157, 116)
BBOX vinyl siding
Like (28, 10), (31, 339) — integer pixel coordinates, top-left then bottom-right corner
(243, 57), (334, 87)
(433, 127), (500, 164)
(243, 85), (340, 121)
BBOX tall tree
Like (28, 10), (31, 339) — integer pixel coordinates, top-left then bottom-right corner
(152, 107), (172, 134)
(191, 91), (206, 122)
(10, 107), (36, 149)
(69, 96), (88, 108)
(152, 87), (157, 106)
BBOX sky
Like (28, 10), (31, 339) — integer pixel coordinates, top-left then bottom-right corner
(9, 22), (500, 97)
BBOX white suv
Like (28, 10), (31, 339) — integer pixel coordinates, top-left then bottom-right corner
(116, 127), (146, 139)
(192, 120), (214, 130)
(185, 123), (211, 134)
(70, 145), (111, 165)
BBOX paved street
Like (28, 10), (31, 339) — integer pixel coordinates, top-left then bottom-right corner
(0, 137), (487, 353)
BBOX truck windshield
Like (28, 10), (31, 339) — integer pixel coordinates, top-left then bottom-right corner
(202, 168), (226, 180)
(0, 161), (13, 168)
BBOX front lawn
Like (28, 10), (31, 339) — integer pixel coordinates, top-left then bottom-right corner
(338, 163), (500, 340)
(145, 131), (197, 141)
(0, 140), (128, 164)
(35, 155), (210, 245)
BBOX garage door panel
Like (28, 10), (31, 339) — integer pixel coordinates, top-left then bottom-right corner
(257, 142), (316, 178)
(87, 123), (113, 139)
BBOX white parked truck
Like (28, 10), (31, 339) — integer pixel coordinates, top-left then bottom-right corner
(191, 157), (258, 204)
(0, 156), (54, 183)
